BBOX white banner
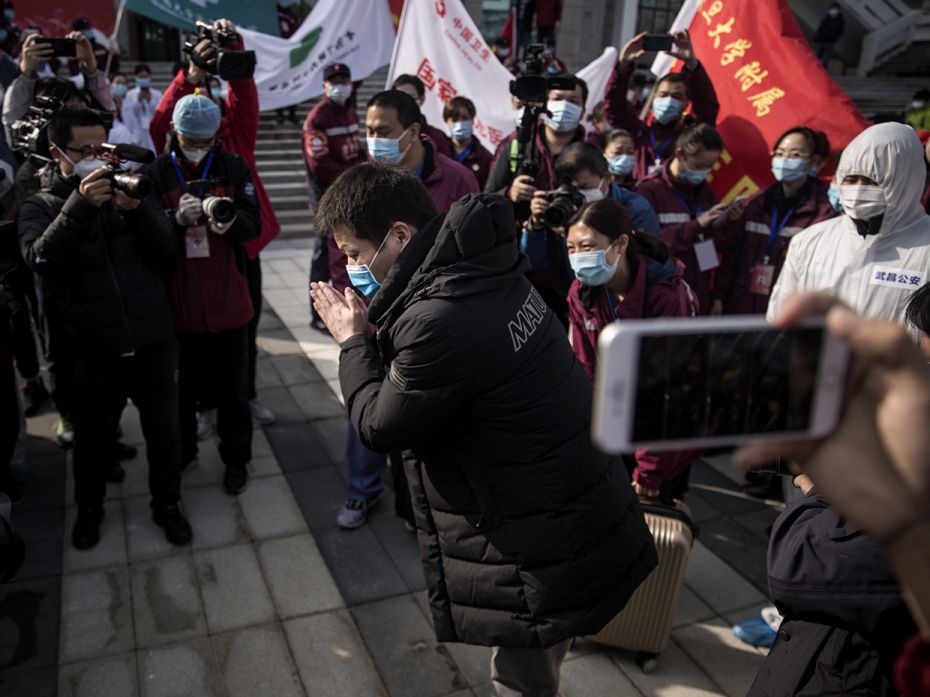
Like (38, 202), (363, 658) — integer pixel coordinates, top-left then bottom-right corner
(239, 0), (394, 112)
(649, 0), (702, 78)
(386, 0), (618, 152)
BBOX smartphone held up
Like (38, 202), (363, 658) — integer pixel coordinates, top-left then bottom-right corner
(592, 316), (850, 453)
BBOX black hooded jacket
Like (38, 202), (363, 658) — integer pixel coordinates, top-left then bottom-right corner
(18, 166), (176, 357)
(748, 493), (914, 697)
(338, 193), (657, 648)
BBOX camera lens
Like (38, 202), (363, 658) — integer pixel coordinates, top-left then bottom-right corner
(543, 198), (576, 228)
(203, 196), (237, 224)
(112, 172), (153, 199)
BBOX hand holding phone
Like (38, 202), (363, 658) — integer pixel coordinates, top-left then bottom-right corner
(642, 34), (674, 53)
(592, 316), (850, 453)
(37, 37), (77, 58)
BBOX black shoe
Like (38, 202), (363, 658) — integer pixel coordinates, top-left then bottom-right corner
(115, 441), (138, 461)
(72, 506), (105, 550)
(223, 465), (249, 495)
(152, 504), (193, 546)
(106, 463), (126, 483)
(22, 377), (50, 417)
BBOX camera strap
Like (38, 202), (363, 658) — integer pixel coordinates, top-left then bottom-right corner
(170, 150), (216, 196)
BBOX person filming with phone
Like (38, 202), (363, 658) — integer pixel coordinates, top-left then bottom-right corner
(603, 30), (719, 181)
(143, 94), (260, 497)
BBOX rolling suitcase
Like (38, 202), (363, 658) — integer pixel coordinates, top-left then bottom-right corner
(587, 499), (696, 673)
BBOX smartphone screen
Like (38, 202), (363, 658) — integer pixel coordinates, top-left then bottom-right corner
(642, 35), (674, 52)
(631, 326), (825, 442)
(39, 38), (77, 57)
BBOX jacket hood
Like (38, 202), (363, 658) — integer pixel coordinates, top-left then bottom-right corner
(38, 163), (79, 198)
(835, 123), (926, 234)
(369, 194), (529, 326)
(644, 255), (681, 285)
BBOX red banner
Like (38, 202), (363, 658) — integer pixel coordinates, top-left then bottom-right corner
(389, 0), (405, 30)
(19, 0), (116, 37)
(685, 0), (870, 202)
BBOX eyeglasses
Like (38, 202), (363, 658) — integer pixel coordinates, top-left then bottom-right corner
(63, 145), (97, 158)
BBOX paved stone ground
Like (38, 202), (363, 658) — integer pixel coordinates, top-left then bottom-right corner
(0, 237), (783, 697)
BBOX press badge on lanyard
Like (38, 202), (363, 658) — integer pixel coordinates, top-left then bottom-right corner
(750, 208), (794, 296)
(172, 150), (216, 260)
(673, 190), (718, 272)
(647, 128), (673, 177)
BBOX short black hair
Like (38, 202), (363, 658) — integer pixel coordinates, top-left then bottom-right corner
(315, 162), (438, 245)
(48, 108), (107, 150)
(443, 96), (476, 122)
(36, 77), (80, 102)
(549, 74), (588, 105)
(915, 88), (930, 102)
(907, 283), (930, 337)
(391, 74), (425, 99)
(676, 122), (724, 156)
(554, 142), (608, 185)
(367, 90), (422, 130)
(134, 64), (151, 75)
(774, 126), (831, 160)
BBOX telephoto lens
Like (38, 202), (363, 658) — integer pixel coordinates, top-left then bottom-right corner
(203, 196), (237, 224)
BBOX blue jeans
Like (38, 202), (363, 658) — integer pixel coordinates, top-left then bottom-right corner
(345, 424), (386, 502)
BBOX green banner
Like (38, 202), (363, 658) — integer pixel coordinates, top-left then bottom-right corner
(124, 0), (281, 36)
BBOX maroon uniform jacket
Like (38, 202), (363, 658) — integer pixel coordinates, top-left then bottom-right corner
(637, 164), (719, 314)
(303, 96), (366, 190)
(715, 178), (836, 315)
(450, 135), (493, 190)
(604, 62), (720, 182)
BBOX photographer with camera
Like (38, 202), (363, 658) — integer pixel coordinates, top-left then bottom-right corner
(485, 64), (598, 225)
(150, 19), (278, 428)
(520, 142), (661, 323)
(604, 30), (719, 182)
(144, 94), (260, 496)
(18, 107), (191, 550)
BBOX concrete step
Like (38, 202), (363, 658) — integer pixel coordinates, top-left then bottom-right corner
(255, 138), (302, 151)
(255, 169), (307, 181)
(263, 180), (308, 193)
(266, 194), (310, 210)
(279, 222), (315, 239)
(275, 208), (312, 224)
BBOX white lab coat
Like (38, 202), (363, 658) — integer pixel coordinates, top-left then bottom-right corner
(121, 86), (162, 154)
(768, 123), (930, 325)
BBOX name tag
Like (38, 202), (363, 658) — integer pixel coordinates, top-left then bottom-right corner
(695, 238), (719, 272)
(870, 266), (924, 289)
(185, 226), (210, 259)
(658, 212), (690, 224)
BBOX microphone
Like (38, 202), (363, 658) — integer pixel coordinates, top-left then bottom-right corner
(98, 143), (156, 164)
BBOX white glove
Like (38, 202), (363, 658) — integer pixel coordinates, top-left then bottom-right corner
(175, 193), (203, 226)
(208, 215), (237, 235)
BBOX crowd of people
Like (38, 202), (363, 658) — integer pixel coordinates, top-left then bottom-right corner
(0, 11), (929, 697)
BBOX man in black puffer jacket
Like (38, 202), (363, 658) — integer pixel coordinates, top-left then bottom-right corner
(18, 107), (191, 551)
(311, 162), (656, 696)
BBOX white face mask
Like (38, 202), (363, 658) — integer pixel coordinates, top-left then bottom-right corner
(181, 146), (210, 166)
(912, 100), (927, 110)
(580, 179), (606, 203)
(60, 148), (100, 179)
(327, 83), (353, 104)
(513, 107), (525, 127)
(839, 184), (885, 221)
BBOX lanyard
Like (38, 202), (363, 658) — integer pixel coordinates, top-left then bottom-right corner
(648, 127), (674, 165)
(170, 150), (215, 195)
(672, 189), (702, 220)
(768, 207), (795, 251)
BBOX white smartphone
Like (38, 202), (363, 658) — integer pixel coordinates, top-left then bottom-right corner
(592, 316), (850, 453)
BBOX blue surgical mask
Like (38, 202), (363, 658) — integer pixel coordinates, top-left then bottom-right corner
(771, 156), (809, 183)
(545, 100), (582, 133)
(366, 128), (411, 165)
(345, 232), (391, 299)
(136, 77), (151, 89)
(828, 8), (839, 17)
(652, 96), (684, 125)
(112, 83), (128, 99)
(449, 120), (473, 141)
(569, 248), (617, 287)
(327, 83), (352, 104)
(608, 154), (635, 177)
(679, 164), (711, 185)
(827, 184), (843, 212)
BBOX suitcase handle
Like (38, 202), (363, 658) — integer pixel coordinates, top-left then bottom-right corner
(638, 498), (700, 541)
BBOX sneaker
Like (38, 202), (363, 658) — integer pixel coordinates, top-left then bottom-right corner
(115, 441), (137, 461)
(152, 504), (193, 546)
(55, 417), (75, 449)
(336, 495), (381, 530)
(223, 464), (249, 495)
(106, 463), (126, 483)
(249, 400), (275, 426)
(22, 377), (50, 416)
(72, 505), (105, 550)
(196, 409), (217, 441)
(732, 616), (778, 648)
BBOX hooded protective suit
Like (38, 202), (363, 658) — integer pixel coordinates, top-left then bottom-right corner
(767, 123), (930, 323)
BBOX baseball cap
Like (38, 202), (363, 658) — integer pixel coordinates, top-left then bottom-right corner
(172, 94), (221, 138)
(324, 63), (351, 81)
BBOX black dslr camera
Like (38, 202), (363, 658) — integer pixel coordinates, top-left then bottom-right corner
(183, 21), (256, 81)
(184, 178), (236, 225)
(540, 184), (586, 227)
(94, 143), (156, 199)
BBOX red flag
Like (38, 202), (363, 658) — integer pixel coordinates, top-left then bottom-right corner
(680, 0), (870, 202)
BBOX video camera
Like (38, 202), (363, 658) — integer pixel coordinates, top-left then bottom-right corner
(94, 143), (156, 199)
(183, 21), (256, 81)
(509, 44), (578, 180)
(540, 184), (586, 228)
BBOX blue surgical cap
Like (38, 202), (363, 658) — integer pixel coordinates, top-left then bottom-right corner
(172, 94), (221, 137)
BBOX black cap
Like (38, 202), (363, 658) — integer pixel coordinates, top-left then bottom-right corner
(323, 63), (351, 81)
